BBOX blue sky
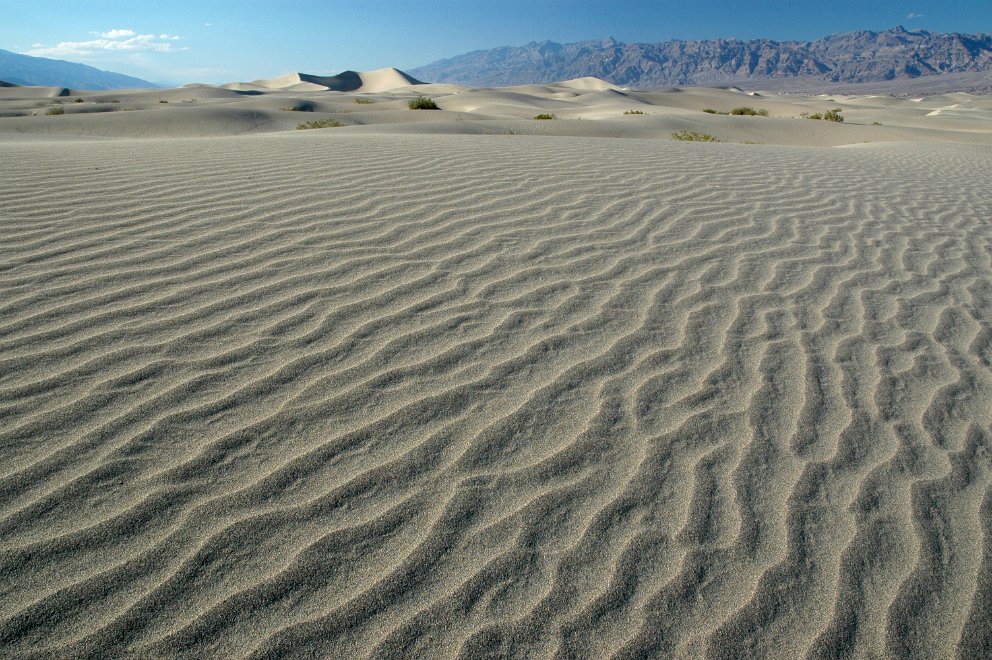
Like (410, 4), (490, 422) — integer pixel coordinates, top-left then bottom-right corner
(2, 1), (990, 84)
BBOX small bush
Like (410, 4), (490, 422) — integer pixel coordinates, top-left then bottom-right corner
(159, 99), (168, 103)
(354, 98), (373, 104)
(408, 96), (439, 110)
(801, 109), (843, 122)
(702, 108), (718, 114)
(297, 119), (344, 129)
(727, 107), (769, 116)
(74, 98), (84, 103)
(46, 106), (65, 115)
(533, 113), (557, 120)
(823, 108), (844, 122)
(623, 109), (646, 115)
(671, 130), (721, 142)
(872, 121), (882, 125)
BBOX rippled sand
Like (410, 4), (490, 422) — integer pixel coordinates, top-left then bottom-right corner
(2, 90), (992, 658)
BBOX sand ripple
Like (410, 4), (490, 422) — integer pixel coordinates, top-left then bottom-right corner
(1, 135), (991, 657)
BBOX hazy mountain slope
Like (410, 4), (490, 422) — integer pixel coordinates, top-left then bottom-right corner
(0, 48), (157, 89)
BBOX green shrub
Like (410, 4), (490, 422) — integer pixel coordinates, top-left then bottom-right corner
(728, 107), (769, 116)
(159, 99), (168, 103)
(74, 98), (84, 103)
(46, 106), (65, 115)
(823, 108), (844, 122)
(702, 108), (718, 114)
(872, 121), (882, 125)
(801, 109), (843, 122)
(297, 118), (345, 129)
(354, 97), (373, 104)
(671, 130), (721, 142)
(408, 96), (439, 110)
(533, 113), (556, 120)
(623, 109), (646, 115)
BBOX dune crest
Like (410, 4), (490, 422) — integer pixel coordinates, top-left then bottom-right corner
(240, 67), (424, 93)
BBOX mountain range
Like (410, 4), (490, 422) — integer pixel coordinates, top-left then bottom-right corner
(409, 26), (992, 92)
(0, 48), (157, 89)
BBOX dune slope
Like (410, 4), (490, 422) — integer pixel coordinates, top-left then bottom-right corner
(1, 132), (991, 658)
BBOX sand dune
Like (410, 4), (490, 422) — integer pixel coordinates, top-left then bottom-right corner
(1, 78), (990, 146)
(1, 76), (992, 658)
(242, 68), (424, 93)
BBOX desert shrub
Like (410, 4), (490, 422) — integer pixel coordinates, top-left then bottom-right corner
(728, 107), (769, 116)
(872, 121), (882, 125)
(297, 119), (344, 129)
(159, 99), (168, 103)
(623, 109), (646, 115)
(801, 109), (843, 122)
(408, 96), (439, 110)
(533, 113), (556, 120)
(702, 108), (718, 114)
(46, 106), (65, 115)
(354, 98), (373, 104)
(671, 130), (721, 142)
(823, 108), (844, 122)
(74, 98), (84, 103)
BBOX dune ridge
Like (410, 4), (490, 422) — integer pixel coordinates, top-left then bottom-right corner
(1, 130), (991, 657)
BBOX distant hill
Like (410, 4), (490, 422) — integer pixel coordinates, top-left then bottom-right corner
(0, 48), (157, 90)
(410, 26), (992, 92)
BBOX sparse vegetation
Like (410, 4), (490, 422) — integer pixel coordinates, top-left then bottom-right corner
(408, 96), (439, 110)
(623, 109), (646, 115)
(872, 121), (882, 125)
(823, 108), (844, 122)
(159, 99), (168, 103)
(46, 106), (65, 115)
(703, 107), (768, 116)
(801, 108), (844, 122)
(731, 107), (767, 116)
(671, 130), (721, 142)
(354, 98), (374, 104)
(296, 118), (345, 129)
(533, 113), (557, 120)
(74, 98), (84, 103)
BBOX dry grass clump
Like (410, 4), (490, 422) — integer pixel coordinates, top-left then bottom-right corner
(533, 113), (557, 120)
(623, 109), (646, 115)
(671, 130), (721, 142)
(46, 106), (65, 115)
(801, 108), (844, 122)
(297, 119), (345, 129)
(703, 107), (768, 116)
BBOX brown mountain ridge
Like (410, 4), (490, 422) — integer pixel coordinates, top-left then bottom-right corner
(409, 26), (992, 92)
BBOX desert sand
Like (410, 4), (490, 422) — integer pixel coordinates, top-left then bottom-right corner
(1, 71), (991, 658)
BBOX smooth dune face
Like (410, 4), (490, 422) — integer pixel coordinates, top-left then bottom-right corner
(1, 82), (992, 658)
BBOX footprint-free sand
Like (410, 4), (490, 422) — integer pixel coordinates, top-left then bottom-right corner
(2, 77), (991, 658)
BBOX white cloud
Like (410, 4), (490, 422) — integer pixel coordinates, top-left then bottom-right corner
(101, 29), (135, 38)
(26, 31), (183, 59)
(907, 12), (924, 19)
